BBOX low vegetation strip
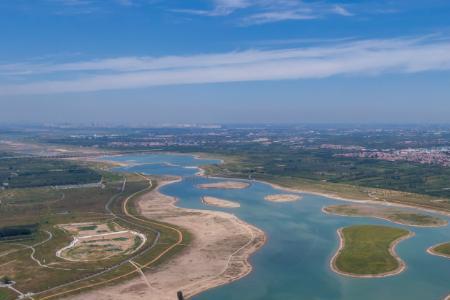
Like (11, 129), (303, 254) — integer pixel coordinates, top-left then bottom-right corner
(0, 289), (14, 300)
(0, 157), (101, 189)
(0, 224), (38, 240)
(323, 205), (447, 227)
(331, 225), (413, 277)
(427, 242), (450, 259)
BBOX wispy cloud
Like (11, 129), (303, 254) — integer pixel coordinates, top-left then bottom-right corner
(173, 0), (354, 25)
(46, 0), (141, 14)
(171, 0), (251, 16)
(2, 36), (450, 95)
(332, 5), (353, 17)
(240, 9), (317, 25)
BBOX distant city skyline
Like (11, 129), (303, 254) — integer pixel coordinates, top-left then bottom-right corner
(1, 1), (450, 123)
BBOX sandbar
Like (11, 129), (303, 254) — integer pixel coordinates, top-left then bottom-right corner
(202, 196), (240, 208)
(264, 194), (301, 203)
(197, 181), (250, 190)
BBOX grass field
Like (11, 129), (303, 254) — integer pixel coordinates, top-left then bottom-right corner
(333, 225), (410, 276)
(0, 289), (14, 300)
(324, 205), (447, 227)
(0, 157), (101, 189)
(430, 242), (450, 258)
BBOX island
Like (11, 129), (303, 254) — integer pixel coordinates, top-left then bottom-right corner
(197, 181), (250, 190)
(331, 225), (413, 277)
(323, 204), (447, 227)
(202, 196), (241, 208)
(427, 242), (450, 259)
(264, 194), (302, 202)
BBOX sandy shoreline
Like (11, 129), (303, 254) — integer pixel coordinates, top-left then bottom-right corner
(69, 176), (266, 300)
(426, 243), (450, 259)
(330, 227), (414, 278)
(201, 196), (241, 208)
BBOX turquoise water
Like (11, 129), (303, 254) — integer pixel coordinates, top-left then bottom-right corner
(106, 153), (450, 300)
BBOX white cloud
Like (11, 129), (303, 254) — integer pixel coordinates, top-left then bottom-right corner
(172, 0), (251, 16)
(240, 9), (317, 25)
(173, 0), (354, 25)
(332, 5), (353, 17)
(2, 36), (450, 95)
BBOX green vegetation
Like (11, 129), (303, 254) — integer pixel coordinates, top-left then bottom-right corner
(0, 157), (101, 188)
(430, 242), (450, 258)
(333, 225), (410, 276)
(390, 213), (445, 226)
(0, 224), (38, 240)
(77, 225), (97, 231)
(324, 205), (447, 227)
(0, 289), (14, 300)
(0, 276), (12, 285)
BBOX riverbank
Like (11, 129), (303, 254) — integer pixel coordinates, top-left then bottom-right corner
(330, 226), (414, 278)
(70, 176), (266, 300)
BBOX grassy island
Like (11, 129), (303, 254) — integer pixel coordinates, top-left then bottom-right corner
(331, 225), (412, 277)
(428, 242), (450, 259)
(324, 204), (447, 227)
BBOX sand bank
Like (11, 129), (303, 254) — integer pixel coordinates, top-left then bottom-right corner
(202, 196), (240, 208)
(264, 194), (301, 203)
(69, 176), (265, 300)
(197, 181), (250, 190)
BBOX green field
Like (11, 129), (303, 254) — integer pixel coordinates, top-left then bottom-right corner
(0, 289), (14, 300)
(333, 225), (410, 276)
(0, 157), (101, 188)
(431, 242), (450, 257)
(324, 205), (447, 227)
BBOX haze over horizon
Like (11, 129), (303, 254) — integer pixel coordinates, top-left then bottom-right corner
(1, 0), (450, 124)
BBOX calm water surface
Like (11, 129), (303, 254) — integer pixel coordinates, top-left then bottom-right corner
(105, 153), (450, 300)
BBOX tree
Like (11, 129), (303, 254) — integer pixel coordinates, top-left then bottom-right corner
(177, 291), (184, 300)
(1, 276), (12, 284)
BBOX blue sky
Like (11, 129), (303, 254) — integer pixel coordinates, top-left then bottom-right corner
(1, 0), (450, 124)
